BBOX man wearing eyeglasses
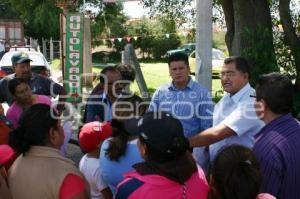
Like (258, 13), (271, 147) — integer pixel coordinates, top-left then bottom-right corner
(253, 73), (300, 199)
(189, 56), (264, 162)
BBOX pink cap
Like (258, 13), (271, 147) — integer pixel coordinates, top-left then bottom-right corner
(79, 121), (112, 152)
(0, 145), (15, 166)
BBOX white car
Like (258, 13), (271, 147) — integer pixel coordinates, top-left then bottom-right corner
(189, 48), (226, 77)
(0, 50), (50, 78)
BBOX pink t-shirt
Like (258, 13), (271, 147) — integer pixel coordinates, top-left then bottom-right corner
(6, 95), (51, 128)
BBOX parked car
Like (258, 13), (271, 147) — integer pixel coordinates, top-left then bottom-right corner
(189, 48), (226, 77)
(9, 45), (37, 52)
(166, 43), (196, 57)
(0, 51), (50, 79)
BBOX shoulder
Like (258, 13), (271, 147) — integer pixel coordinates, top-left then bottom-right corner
(36, 95), (51, 103)
(190, 81), (211, 97)
(100, 139), (111, 153)
(115, 177), (144, 199)
(256, 193), (276, 199)
(155, 83), (171, 92)
(0, 75), (12, 86)
(32, 74), (60, 86)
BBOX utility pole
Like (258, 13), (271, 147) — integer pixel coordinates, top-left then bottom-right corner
(195, 0), (212, 91)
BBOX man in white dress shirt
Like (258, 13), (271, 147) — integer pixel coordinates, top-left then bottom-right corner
(189, 56), (265, 163)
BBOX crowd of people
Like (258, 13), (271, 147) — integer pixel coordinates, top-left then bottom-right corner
(0, 50), (299, 199)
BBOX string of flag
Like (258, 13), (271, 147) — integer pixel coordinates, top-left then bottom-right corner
(93, 31), (194, 43)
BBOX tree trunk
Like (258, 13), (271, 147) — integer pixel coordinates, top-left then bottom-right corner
(221, 0), (278, 85)
(279, 0), (300, 91)
(220, 0), (234, 54)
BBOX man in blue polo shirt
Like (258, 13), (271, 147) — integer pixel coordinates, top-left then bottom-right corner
(148, 52), (213, 170)
(253, 73), (300, 199)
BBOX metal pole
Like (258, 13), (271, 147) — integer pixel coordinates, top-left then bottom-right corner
(195, 0), (212, 91)
(42, 38), (47, 59)
(50, 37), (54, 61)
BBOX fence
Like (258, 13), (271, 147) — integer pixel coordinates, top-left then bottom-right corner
(42, 38), (61, 61)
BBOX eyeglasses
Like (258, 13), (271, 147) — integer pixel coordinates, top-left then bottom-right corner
(220, 71), (236, 78)
(249, 94), (263, 101)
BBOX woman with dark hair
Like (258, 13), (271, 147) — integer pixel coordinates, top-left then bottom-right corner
(8, 104), (89, 199)
(6, 77), (51, 128)
(99, 94), (148, 194)
(210, 145), (276, 199)
(115, 111), (209, 199)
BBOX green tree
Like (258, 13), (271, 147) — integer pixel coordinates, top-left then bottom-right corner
(0, 0), (19, 19)
(127, 17), (181, 59)
(8, 0), (62, 40)
(89, 2), (128, 49)
(141, 0), (279, 83)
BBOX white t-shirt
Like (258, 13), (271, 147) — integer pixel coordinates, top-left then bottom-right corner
(79, 154), (108, 199)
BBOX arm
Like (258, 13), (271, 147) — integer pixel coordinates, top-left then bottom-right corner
(147, 89), (160, 112)
(189, 124), (236, 147)
(56, 87), (67, 115)
(59, 174), (90, 199)
(101, 187), (113, 199)
(84, 98), (104, 123)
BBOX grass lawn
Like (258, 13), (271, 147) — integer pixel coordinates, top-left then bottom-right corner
(93, 62), (223, 99)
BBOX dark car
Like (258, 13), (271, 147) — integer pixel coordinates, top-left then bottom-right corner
(166, 43), (196, 57)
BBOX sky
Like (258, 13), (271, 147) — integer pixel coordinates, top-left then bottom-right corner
(123, 1), (149, 18)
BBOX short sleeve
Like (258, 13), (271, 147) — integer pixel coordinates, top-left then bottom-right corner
(95, 168), (108, 191)
(59, 174), (85, 199)
(50, 80), (63, 97)
(222, 101), (262, 136)
(148, 89), (160, 112)
(5, 106), (19, 129)
(42, 77), (63, 97)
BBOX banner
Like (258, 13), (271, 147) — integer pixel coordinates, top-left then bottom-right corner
(65, 13), (83, 103)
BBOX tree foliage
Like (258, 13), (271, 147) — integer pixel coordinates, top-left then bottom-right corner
(0, 0), (19, 19)
(127, 17), (181, 59)
(7, 0), (62, 40)
(88, 2), (128, 48)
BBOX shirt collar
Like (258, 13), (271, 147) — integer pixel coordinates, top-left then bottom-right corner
(168, 77), (193, 91)
(254, 113), (293, 139)
(230, 83), (251, 104)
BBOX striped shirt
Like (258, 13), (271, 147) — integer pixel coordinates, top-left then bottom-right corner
(253, 114), (300, 199)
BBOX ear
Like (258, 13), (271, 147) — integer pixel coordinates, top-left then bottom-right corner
(243, 72), (249, 80)
(48, 127), (59, 146)
(137, 140), (147, 159)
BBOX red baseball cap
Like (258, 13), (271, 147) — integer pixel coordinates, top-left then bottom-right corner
(0, 145), (15, 166)
(79, 121), (112, 152)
